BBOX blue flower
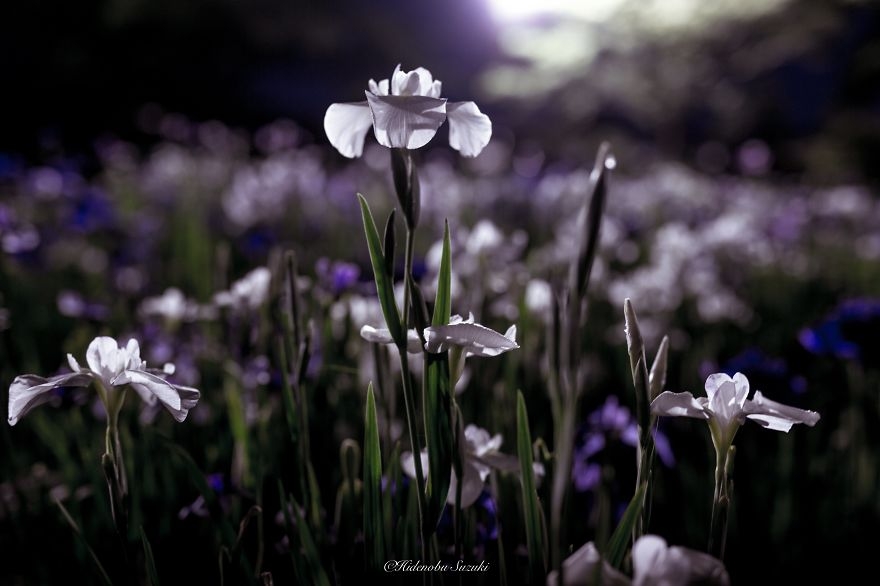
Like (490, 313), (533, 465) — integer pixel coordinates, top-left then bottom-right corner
(799, 299), (880, 361)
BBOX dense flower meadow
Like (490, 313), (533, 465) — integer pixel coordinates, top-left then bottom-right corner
(1, 64), (878, 585)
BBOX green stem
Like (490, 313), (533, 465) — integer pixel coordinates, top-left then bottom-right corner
(399, 224), (428, 558)
(708, 448), (729, 559)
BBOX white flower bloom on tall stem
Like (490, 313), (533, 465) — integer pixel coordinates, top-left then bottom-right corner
(651, 372), (820, 455)
(324, 65), (492, 158)
(651, 372), (819, 558)
(8, 336), (200, 425)
(401, 424), (538, 508)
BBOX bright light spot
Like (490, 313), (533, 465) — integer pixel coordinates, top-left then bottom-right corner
(486, 0), (626, 22)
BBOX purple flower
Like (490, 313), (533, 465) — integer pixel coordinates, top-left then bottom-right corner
(315, 257), (361, 296)
(799, 299), (880, 361)
(572, 396), (674, 492)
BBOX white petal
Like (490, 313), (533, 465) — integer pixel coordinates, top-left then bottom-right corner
(708, 378), (742, 426)
(447, 460), (486, 508)
(744, 391), (820, 432)
(731, 372), (749, 407)
(67, 353), (81, 373)
(633, 535), (729, 586)
(124, 339), (142, 370)
(412, 67), (439, 97)
(401, 450), (430, 480)
(119, 369), (185, 412)
(86, 336), (122, 379)
(547, 541), (630, 586)
(368, 78), (389, 96)
(365, 92), (447, 150)
(323, 101), (374, 158)
(360, 325), (422, 354)
(446, 101), (492, 157)
(8, 372), (93, 425)
(360, 324), (395, 345)
(391, 64), (423, 96)
(651, 391), (710, 419)
(503, 325), (517, 344)
(632, 534), (668, 579)
(704, 373), (733, 401)
(477, 452), (520, 474)
(424, 320), (519, 357)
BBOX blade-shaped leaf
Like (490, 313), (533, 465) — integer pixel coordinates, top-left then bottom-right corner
(358, 194), (404, 345)
(570, 142), (612, 301)
(648, 335), (670, 401)
(432, 220), (452, 327)
(141, 526), (161, 586)
(55, 497), (112, 586)
(364, 384), (387, 569)
(423, 353), (453, 534)
(383, 209), (396, 283)
(605, 482), (648, 569)
(517, 390), (546, 579)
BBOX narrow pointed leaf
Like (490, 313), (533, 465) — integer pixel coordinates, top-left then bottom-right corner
(383, 209), (396, 283)
(141, 526), (161, 586)
(364, 384), (387, 568)
(606, 482), (648, 569)
(358, 194), (404, 344)
(516, 390), (546, 579)
(648, 335), (670, 401)
(432, 220), (452, 326)
(54, 498), (112, 586)
(571, 142), (612, 300)
(423, 352), (453, 533)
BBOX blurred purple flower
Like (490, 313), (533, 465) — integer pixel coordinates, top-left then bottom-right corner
(572, 396), (674, 492)
(315, 257), (361, 296)
(56, 290), (110, 321)
(707, 348), (807, 395)
(799, 299), (880, 361)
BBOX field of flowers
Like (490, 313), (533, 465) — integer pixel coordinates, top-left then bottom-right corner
(3, 3), (880, 585)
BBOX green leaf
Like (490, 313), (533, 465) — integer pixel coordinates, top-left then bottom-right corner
(433, 220), (452, 326)
(364, 384), (387, 569)
(423, 353), (453, 534)
(358, 194), (404, 344)
(141, 526), (161, 586)
(571, 142), (612, 301)
(516, 390), (546, 580)
(605, 482), (648, 569)
(648, 335), (670, 401)
(383, 209), (396, 284)
(54, 497), (112, 586)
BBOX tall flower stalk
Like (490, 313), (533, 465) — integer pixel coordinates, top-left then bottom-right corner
(652, 372), (820, 558)
(547, 143), (613, 578)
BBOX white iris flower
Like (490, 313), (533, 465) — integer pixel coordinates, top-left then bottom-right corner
(324, 64), (492, 158)
(8, 336), (200, 425)
(651, 372), (820, 453)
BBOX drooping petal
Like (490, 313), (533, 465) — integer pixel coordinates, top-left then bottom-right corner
(359, 325), (422, 354)
(448, 460), (487, 507)
(547, 541), (630, 586)
(8, 372), (94, 425)
(446, 101), (492, 157)
(360, 324), (395, 345)
(117, 369), (185, 412)
(424, 319), (519, 357)
(651, 391), (710, 419)
(632, 535), (729, 586)
(323, 101), (374, 158)
(476, 451), (521, 474)
(365, 92), (447, 150)
(743, 391), (820, 432)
